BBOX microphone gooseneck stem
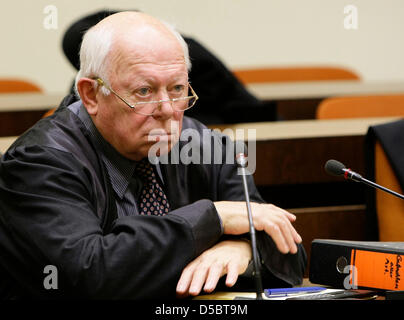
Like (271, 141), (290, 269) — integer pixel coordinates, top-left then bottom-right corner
(343, 168), (404, 200)
(361, 177), (404, 200)
(239, 165), (263, 300)
(327, 159), (404, 201)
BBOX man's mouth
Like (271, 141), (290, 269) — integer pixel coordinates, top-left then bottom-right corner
(147, 129), (173, 142)
(148, 134), (172, 142)
(147, 121), (180, 143)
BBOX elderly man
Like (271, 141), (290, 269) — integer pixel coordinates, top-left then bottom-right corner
(0, 12), (305, 299)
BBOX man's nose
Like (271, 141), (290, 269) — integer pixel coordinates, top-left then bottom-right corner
(153, 95), (175, 119)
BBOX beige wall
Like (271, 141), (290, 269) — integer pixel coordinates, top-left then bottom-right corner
(2, 0), (404, 93)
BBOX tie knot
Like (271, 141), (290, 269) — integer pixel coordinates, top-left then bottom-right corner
(134, 158), (170, 215)
(134, 159), (155, 181)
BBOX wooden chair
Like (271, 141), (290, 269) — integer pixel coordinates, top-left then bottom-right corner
(42, 108), (56, 118)
(374, 141), (404, 241)
(318, 95), (404, 239)
(0, 79), (42, 93)
(316, 94), (404, 119)
(232, 66), (360, 84)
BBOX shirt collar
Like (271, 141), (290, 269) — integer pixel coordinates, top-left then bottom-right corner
(73, 103), (136, 199)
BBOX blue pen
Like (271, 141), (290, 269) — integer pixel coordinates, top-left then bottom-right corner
(264, 286), (325, 297)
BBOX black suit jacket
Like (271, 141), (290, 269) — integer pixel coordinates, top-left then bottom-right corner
(365, 119), (404, 239)
(0, 96), (305, 299)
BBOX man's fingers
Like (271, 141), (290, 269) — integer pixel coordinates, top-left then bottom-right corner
(253, 204), (302, 254)
(225, 261), (240, 287)
(176, 262), (197, 296)
(264, 222), (289, 253)
(276, 216), (299, 254)
(176, 240), (252, 298)
(277, 208), (303, 244)
(261, 215), (299, 254)
(274, 219), (296, 254)
(276, 209), (302, 246)
(188, 264), (209, 296)
(203, 262), (224, 293)
(291, 225), (303, 244)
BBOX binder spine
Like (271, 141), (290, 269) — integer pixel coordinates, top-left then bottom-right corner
(350, 249), (403, 291)
(309, 240), (404, 291)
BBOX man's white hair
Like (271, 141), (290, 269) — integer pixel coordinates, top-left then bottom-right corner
(74, 17), (191, 98)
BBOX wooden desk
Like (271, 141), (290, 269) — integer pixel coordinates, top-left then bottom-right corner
(0, 136), (18, 154)
(0, 93), (63, 112)
(290, 204), (366, 276)
(247, 80), (404, 101)
(246, 80), (404, 120)
(0, 93), (63, 136)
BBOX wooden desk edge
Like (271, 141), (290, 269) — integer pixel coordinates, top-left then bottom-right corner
(0, 136), (18, 153)
(194, 279), (322, 300)
(208, 116), (401, 141)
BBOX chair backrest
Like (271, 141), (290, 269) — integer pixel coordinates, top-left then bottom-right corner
(316, 95), (404, 119)
(42, 108), (56, 118)
(0, 79), (42, 93)
(232, 66), (360, 84)
(374, 141), (404, 241)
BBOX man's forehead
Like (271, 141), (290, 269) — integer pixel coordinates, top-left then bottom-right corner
(111, 50), (187, 78)
(110, 27), (185, 66)
(110, 47), (186, 80)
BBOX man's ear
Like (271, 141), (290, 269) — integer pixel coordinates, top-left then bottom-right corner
(77, 78), (99, 115)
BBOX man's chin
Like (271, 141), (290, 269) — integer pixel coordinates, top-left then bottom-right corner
(147, 139), (176, 159)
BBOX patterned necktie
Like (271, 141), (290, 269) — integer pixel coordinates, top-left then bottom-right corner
(134, 159), (170, 216)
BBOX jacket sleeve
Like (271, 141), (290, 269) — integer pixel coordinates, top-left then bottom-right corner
(0, 145), (222, 299)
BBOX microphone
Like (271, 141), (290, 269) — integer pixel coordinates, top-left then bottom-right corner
(325, 159), (404, 200)
(325, 159), (363, 182)
(236, 153), (263, 300)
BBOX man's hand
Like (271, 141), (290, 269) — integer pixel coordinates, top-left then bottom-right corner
(214, 201), (302, 254)
(176, 240), (251, 297)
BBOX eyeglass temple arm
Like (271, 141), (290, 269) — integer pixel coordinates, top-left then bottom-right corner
(95, 78), (135, 108)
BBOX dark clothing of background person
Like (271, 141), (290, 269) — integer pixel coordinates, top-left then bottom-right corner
(364, 119), (404, 240)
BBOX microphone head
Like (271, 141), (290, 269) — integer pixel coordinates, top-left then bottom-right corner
(236, 153), (248, 168)
(325, 159), (346, 176)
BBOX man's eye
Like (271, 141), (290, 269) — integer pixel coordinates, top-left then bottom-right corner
(173, 85), (185, 93)
(137, 87), (151, 96)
